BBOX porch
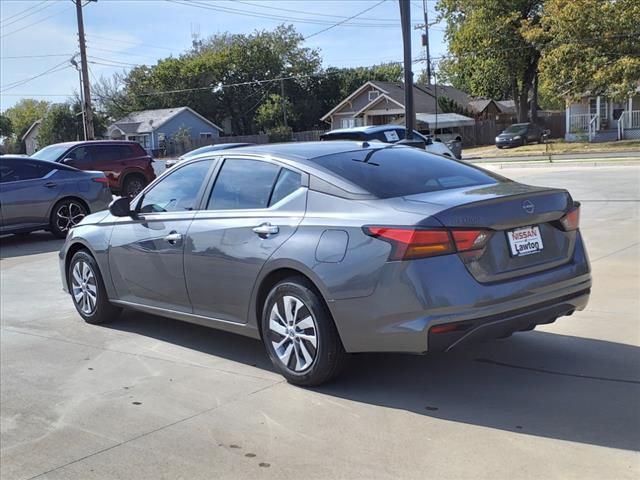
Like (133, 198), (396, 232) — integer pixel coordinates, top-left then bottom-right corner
(566, 94), (640, 142)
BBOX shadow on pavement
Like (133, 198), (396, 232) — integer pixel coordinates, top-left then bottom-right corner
(105, 310), (640, 452)
(0, 232), (63, 259)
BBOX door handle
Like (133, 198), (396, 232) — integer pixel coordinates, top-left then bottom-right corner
(43, 182), (57, 188)
(164, 231), (183, 245)
(252, 223), (279, 237)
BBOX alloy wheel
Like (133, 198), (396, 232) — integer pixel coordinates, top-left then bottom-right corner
(55, 202), (86, 233)
(71, 260), (98, 315)
(269, 295), (318, 372)
(125, 178), (144, 197)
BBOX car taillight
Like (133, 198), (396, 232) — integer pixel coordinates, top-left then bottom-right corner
(364, 227), (492, 261)
(92, 177), (109, 185)
(559, 205), (580, 231)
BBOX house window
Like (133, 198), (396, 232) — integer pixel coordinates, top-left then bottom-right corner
(341, 118), (356, 128)
(368, 91), (380, 101)
(157, 132), (166, 148)
(200, 132), (213, 139)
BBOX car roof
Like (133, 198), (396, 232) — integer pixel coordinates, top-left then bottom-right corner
(325, 125), (406, 134)
(42, 140), (143, 148)
(219, 140), (390, 162)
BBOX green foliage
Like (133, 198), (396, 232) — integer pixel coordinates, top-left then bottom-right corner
(4, 99), (50, 149)
(437, 96), (473, 117)
(526, 0), (640, 101)
(437, 0), (544, 121)
(267, 125), (293, 143)
(255, 94), (295, 131)
(0, 114), (13, 137)
(172, 125), (192, 144)
(38, 104), (79, 146)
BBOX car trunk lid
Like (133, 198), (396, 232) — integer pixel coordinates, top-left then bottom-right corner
(397, 182), (577, 282)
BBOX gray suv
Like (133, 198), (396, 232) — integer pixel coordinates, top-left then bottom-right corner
(59, 142), (591, 386)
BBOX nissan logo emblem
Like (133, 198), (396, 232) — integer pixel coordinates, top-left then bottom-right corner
(522, 200), (535, 214)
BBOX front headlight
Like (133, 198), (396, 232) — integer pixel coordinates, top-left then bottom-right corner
(495, 137), (500, 142)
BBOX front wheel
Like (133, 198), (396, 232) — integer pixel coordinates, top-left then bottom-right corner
(50, 199), (87, 238)
(261, 277), (347, 386)
(68, 250), (122, 324)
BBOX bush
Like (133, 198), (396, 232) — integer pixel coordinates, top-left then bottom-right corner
(267, 126), (293, 143)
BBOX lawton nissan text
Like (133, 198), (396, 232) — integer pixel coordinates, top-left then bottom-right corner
(59, 142), (591, 386)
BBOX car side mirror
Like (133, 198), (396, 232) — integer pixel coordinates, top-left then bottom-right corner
(61, 157), (76, 166)
(109, 197), (133, 217)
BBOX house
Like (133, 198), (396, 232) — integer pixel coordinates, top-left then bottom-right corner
(107, 107), (223, 153)
(22, 119), (42, 155)
(565, 86), (640, 142)
(468, 99), (502, 120)
(320, 81), (475, 131)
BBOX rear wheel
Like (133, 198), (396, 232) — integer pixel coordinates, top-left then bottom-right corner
(122, 174), (146, 198)
(261, 277), (347, 386)
(68, 250), (121, 324)
(50, 199), (87, 238)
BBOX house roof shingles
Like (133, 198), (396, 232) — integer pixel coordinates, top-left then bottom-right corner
(110, 106), (223, 134)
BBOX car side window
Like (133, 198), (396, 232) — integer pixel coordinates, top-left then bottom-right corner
(91, 145), (121, 162)
(67, 146), (92, 164)
(0, 159), (53, 183)
(269, 169), (301, 206)
(117, 145), (134, 159)
(207, 159), (280, 210)
(138, 160), (212, 213)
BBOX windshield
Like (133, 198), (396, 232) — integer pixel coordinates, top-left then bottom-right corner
(31, 144), (70, 162)
(504, 124), (527, 134)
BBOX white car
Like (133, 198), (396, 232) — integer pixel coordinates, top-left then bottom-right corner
(320, 125), (458, 158)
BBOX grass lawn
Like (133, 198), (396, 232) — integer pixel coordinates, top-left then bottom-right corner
(463, 139), (640, 158)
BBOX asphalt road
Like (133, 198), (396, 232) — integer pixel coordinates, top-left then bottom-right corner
(1, 165), (639, 480)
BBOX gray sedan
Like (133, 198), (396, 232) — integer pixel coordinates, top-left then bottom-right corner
(59, 142), (591, 386)
(1, 156), (112, 238)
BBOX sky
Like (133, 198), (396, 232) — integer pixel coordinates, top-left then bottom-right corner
(0, 0), (449, 111)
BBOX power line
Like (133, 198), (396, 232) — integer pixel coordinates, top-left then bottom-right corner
(0, 0), (47, 25)
(233, 0), (399, 24)
(0, 60), (71, 93)
(167, 0), (401, 28)
(0, 4), (74, 39)
(1, 1), (53, 29)
(304, 0), (387, 40)
(0, 53), (74, 60)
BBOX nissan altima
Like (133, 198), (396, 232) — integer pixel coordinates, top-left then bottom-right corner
(59, 142), (591, 386)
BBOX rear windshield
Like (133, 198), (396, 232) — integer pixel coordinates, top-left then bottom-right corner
(310, 147), (499, 198)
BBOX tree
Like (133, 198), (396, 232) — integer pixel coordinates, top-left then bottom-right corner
(38, 104), (79, 146)
(0, 114), (13, 138)
(3, 99), (50, 152)
(437, 96), (473, 117)
(525, 0), (640, 102)
(436, 0), (544, 122)
(255, 94), (296, 131)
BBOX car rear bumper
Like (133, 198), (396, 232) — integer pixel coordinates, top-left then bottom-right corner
(328, 232), (591, 353)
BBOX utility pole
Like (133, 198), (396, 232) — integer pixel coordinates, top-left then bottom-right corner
(280, 79), (288, 128)
(398, 0), (417, 143)
(75, 0), (95, 140)
(422, 0), (431, 84)
(70, 55), (87, 140)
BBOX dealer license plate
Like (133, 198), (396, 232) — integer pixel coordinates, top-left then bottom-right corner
(507, 225), (544, 257)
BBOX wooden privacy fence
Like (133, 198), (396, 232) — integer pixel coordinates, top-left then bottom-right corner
(459, 111), (566, 146)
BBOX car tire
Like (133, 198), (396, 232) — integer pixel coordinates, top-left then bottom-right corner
(68, 250), (122, 324)
(122, 174), (147, 198)
(50, 198), (88, 239)
(261, 277), (347, 386)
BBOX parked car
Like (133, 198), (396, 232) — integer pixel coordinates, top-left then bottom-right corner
(320, 125), (458, 158)
(0, 156), (112, 238)
(495, 123), (545, 148)
(165, 143), (254, 169)
(59, 141), (591, 386)
(31, 141), (156, 197)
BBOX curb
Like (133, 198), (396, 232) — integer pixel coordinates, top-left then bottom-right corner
(469, 158), (640, 168)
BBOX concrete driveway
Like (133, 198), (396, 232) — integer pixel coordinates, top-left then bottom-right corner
(1, 165), (638, 480)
